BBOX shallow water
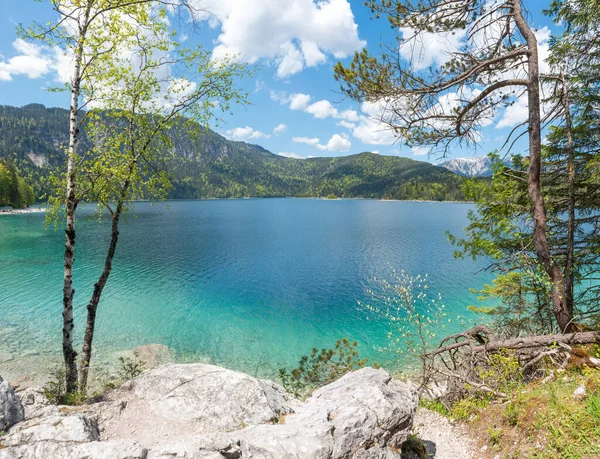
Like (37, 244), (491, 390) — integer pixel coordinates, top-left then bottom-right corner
(0, 199), (493, 379)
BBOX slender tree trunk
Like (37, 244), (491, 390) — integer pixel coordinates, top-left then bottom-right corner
(78, 204), (123, 390)
(513, 0), (572, 332)
(63, 42), (84, 395)
(561, 70), (576, 319)
(62, 1), (93, 394)
(79, 165), (134, 390)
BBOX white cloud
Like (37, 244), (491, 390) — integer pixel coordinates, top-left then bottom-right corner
(289, 93), (312, 110)
(273, 91), (399, 146)
(301, 41), (327, 66)
(339, 109), (359, 122)
(293, 133), (351, 152)
(305, 99), (338, 119)
(411, 146), (430, 156)
(196, 0), (365, 78)
(273, 123), (287, 135)
(398, 28), (466, 71)
(352, 101), (398, 145)
(293, 136), (321, 146)
(325, 133), (351, 152)
(337, 120), (356, 129)
(274, 92), (364, 131)
(535, 27), (551, 74)
(278, 151), (304, 159)
(276, 42), (304, 78)
(0, 39), (53, 81)
(496, 95), (528, 129)
(226, 125), (271, 140)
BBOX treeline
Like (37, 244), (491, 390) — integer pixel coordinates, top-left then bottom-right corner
(0, 160), (35, 208)
(0, 104), (467, 202)
(167, 149), (468, 201)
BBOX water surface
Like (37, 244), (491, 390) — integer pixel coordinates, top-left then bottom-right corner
(0, 199), (492, 378)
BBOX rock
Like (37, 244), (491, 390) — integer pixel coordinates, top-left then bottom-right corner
(303, 367), (417, 455)
(17, 387), (51, 420)
(1, 413), (99, 446)
(573, 385), (586, 398)
(152, 367), (417, 458)
(131, 344), (175, 369)
(0, 409), (146, 459)
(231, 367), (417, 458)
(0, 364), (419, 459)
(146, 433), (241, 459)
(0, 375), (25, 431)
(0, 439), (148, 459)
(114, 363), (297, 433)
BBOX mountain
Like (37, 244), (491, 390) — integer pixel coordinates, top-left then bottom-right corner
(439, 157), (496, 177)
(0, 104), (467, 201)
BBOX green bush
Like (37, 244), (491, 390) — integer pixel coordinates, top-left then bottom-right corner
(117, 356), (145, 380)
(279, 338), (367, 399)
(42, 368), (86, 406)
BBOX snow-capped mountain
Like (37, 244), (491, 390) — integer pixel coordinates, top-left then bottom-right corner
(439, 157), (497, 177)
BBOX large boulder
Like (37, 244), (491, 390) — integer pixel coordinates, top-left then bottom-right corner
(232, 367), (417, 458)
(148, 367), (418, 458)
(0, 375), (24, 431)
(99, 363), (298, 447)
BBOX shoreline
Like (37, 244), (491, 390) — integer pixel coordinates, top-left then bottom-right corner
(0, 198), (474, 214)
(124, 196), (476, 204)
(0, 207), (46, 215)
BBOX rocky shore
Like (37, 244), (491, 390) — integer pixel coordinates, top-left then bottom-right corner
(1, 363), (419, 458)
(0, 355), (481, 459)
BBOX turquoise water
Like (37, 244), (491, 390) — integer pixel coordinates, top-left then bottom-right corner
(0, 199), (492, 377)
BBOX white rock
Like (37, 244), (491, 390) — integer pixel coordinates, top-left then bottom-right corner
(0, 439), (147, 459)
(194, 367), (417, 458)
(0, 375), (25, 431)
(573, 385), (586, 397)
(0, 364), (418, 459)
(1, 413), (99, 446)
(116, 363), (297, 431)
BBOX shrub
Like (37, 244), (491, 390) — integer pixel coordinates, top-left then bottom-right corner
(279, 338), (367, 399)
(117, 356), (145, 380)
(42, 368), (86, 406)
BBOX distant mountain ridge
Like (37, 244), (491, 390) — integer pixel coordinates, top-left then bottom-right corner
(0, 104), (468, 201)
(439, 157), (496, 177)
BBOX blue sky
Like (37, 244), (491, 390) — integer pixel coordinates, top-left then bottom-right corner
(0, 0), (558, 163)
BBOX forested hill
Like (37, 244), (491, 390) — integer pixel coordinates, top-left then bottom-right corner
(0, 104), (467, 201)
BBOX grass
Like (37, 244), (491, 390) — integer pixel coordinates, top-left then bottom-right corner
(449, 367), (600, 458)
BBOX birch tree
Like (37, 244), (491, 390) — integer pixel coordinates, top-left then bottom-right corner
(334, 0), (573, 332)
(20, 0), (222, 394)
(76, 34), (250, 390)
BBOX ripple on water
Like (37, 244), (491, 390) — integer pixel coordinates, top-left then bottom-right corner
(0, 199), (493, 379)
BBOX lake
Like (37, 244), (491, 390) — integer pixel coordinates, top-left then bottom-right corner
(0, 199), (492, 380)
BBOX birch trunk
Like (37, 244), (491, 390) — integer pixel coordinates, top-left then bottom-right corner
(79, 168), (132, 390)
(513, 0), (572, 332)
(78, 204), (122, 390)
(62, 2), (92, 394)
